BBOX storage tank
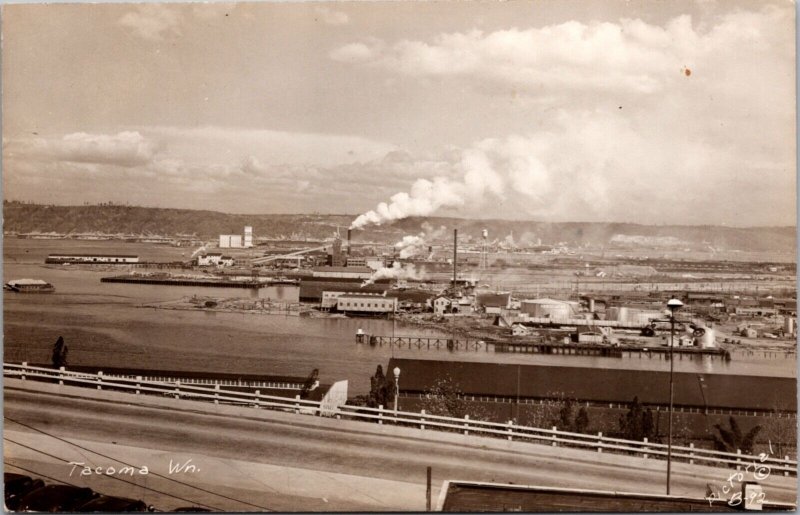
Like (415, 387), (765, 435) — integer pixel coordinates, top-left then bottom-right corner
(692, 324), (716, 348)
(521, 298), (573, 319)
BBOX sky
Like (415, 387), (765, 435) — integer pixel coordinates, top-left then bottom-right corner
(2, 0), (796, 227)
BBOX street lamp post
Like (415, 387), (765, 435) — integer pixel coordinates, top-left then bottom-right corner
(665, 298), (683, 495)
(393, 366), (401, 412)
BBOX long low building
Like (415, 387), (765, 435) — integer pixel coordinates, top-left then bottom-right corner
(387, 358), (796, 413)
(299, 277), (391, 302)
(45, 254), (139, 264)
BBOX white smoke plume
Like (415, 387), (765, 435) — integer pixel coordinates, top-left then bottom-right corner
(190, 244), (207, 258)
(362, 262), (424, 286)
(394, 224), (447, 259)
(349, 136), (550, 229)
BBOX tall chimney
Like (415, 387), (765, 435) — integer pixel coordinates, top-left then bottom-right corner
(453, 228), (458, 288)
(347, 229), (352, 255)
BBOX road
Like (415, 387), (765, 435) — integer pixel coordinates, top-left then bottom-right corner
(4, 387), (797, 511)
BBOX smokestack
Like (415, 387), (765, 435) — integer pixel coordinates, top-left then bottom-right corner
(453, 228), (458, 289)
(347, 229), (352, 255)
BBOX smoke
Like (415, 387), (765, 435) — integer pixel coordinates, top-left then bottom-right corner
(394, 224), (447, 259)
(349, 136), (550, 229)
(190, 244), (207, 258)
(362, 262), (424, 286)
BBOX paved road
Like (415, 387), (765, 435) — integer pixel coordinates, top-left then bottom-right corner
(4, 388), (796, 511)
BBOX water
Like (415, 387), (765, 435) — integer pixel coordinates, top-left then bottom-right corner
(3, 239), (795, 395)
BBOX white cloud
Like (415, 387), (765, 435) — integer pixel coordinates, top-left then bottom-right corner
(330, 42), (380, 63)
(315, 6), (349, 26)
(119, 5), (182, 41)
(5, 131), (160, 168)
(331, 6), (792, 99)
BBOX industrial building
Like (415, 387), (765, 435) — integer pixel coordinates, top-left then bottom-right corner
(196, 253), (234, 267)
(476, 292), (511, 314)
(45, 254), (140, 264)
(387, 358), (796, 414)
(520, 298), (578, 318)
(219, 226), (254, 248)
(336, 294), (397, 314)
(299, 276), (391, 302)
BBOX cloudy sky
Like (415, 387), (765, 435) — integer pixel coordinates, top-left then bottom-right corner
(2, 1), (795, 226)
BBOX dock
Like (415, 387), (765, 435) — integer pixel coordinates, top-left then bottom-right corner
(101, 275), (266, 289)
(356, 333), (731, 359)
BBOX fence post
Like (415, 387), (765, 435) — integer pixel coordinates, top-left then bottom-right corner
(378, 404), (384, 425)
(507, 420), (513, 441)
(214, 384), (220, 405)
(174, 381), (181, 399)
(736, 449), (742, 471)
(464, 415), (470, 435)
(21, 362), (27, 381)
(136, 376), (142, 395)
(643, 437), (649, 459)
(785, 456), (790, 477)
(59, 366), (66, 386)
(552, 426), (558, 447)
(97, 371), (103, 390)
(597, 432), (603, 453)
(254, 389), (260, 409)
(689, 443), (695, 465)
(420, 410), (426, 431)
(294, 395), (300, 415)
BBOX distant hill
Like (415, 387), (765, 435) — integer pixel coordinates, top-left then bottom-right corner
(3, 201), (795, 253)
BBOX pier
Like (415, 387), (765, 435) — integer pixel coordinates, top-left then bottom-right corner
(101, 275), (266, 289)
(356, 332), (731, 359)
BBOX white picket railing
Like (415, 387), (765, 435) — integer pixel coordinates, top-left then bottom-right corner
(5, 362), (796, 475)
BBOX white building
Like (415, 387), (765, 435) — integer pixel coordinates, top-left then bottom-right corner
(197, 253), (224, 266)
(244, 226), (253, 248)
(337, 294), (397, 314)
(219, 235), (243, 248)
(433, 295), (453, 316)
(321, 291), (348, 310)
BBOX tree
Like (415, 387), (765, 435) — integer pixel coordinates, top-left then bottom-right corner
(367, 365), (395, 408)
(575, 407), (590, 433)
(711, 417), (761, 454)
(420, 376), (469, 419)
(52, 336), (68, 368)
(300, 368), (319, 399)
(619, 396), (656, 441)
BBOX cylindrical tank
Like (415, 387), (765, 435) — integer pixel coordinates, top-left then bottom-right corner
(521, 299), (572, 319)
(693, 325), (716, 348)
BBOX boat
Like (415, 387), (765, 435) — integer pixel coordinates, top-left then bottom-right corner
(4, 279), (55, 293)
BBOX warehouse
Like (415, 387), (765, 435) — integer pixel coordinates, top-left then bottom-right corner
(337, 294), (397, 314)
(46, 254), (139, 264)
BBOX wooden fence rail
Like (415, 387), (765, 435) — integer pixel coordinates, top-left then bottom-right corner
(5, 362), (796, 475)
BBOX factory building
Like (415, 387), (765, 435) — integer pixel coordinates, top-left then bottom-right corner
(197, 253), (234, 267)
(219, 226), (254, 248)
(520, 298), (577, 319)
(299, 277), (390, 302)
(46, 254), (139, 264)
(476, 292), (512, 313)
(320, 291), (348, 310)
(336, 294), (397, 314)
(606, 306), (663, 325)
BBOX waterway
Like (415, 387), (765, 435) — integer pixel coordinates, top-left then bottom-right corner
(3, 239), (795, 395)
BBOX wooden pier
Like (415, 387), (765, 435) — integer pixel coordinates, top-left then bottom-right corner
(101, 276), (266, 289)
(356, 333), (731, 359)
(357, 334), (489, 351)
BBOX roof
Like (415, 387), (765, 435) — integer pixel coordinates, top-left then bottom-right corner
(338, 293), (390, 299)
(476, 292), (511, 307)
(521, 297), (577, 305)
(313, 266), (373, 273)
(47, 254), (138, 258)
(386, 358), (796, 412)
(204, 253), (223, 256)
(7, 279), (48, 286)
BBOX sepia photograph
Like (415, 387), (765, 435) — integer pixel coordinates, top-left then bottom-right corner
(1, 0), (797, 512)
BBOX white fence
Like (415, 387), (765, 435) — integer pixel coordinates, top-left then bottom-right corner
(5, 362), (796, 476)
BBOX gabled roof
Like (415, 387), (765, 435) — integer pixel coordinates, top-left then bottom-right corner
(386, 358), (795, 412)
